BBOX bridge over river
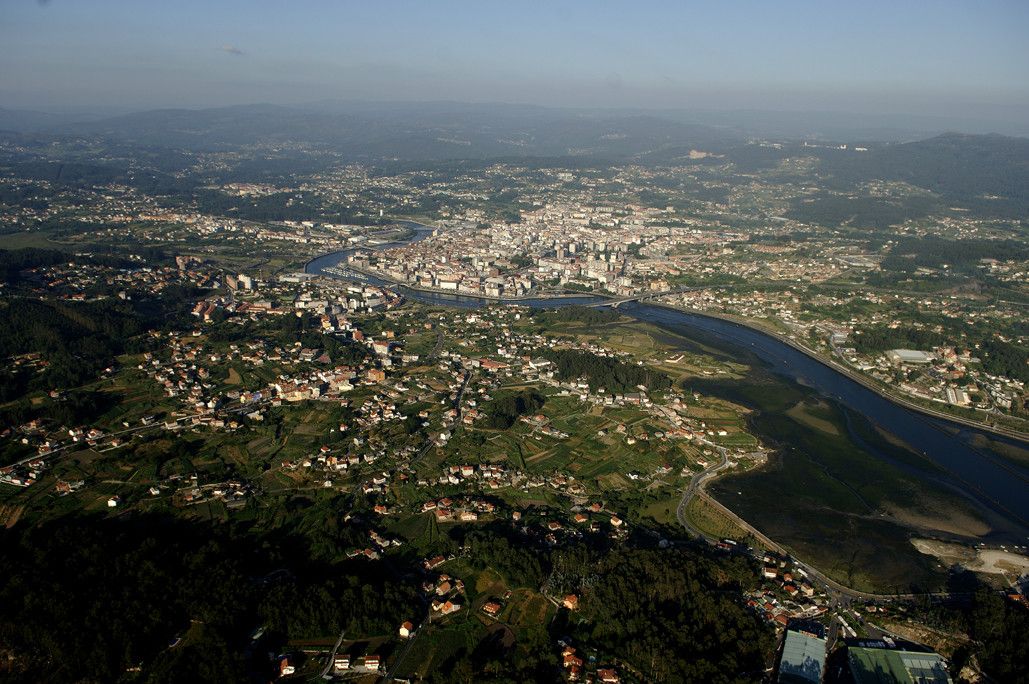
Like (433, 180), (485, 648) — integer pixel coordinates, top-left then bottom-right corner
(587, 285), (729, 308)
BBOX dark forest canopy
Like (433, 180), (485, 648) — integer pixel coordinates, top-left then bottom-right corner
(0, 247), (172, 282)
(0, 513), (778, 684)
(817, 133), (1029, 217)
(0, 289), (200, 395)
(0, 157), (195, 195)
(543, 348), (672, 394)
(531, 305), (622, 326)
(874, 236), (1029, 274)
(0, 514), (421, 684)
(0, 298), (143, 389)
(0, 247), (69, 282)
(191, 188), (380, 224)
(786, 194), (941, 231)
(482, 390), (545, 429)
(576, 548), (773, 683)
(852, 326), (1028, 383)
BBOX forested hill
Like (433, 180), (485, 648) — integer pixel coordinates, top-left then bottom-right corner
(42, 103), (739, 160)
(6, 103), (1028, 220)
(816, 132), (1029, 217)
(0, 514), (774, 683)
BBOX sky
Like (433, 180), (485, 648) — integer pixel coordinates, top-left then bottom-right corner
(2, 0), (1028, 124)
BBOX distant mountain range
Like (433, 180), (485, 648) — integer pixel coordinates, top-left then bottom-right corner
(823, 132), (1029, 202)
(2, 102), (1027, 217)
(0, 108), (85, 132)
(1, 102), (742, 160)
(3, 100), (1025, 159)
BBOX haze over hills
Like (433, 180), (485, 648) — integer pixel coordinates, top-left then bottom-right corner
(36, 102), (742, 160)
(3, 102), (1028, 220)
(3, 100), (1028, 153)
(653, 108), (1029, 141)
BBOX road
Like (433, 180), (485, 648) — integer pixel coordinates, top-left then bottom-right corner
(6, 398), (273, 471)
(427, 326), (444, 361)
(319, 629), (346, 679)
(652, 302), (1028, 444)
(383, 624), (420, 682)
(453, 370), (470, 422)
(675, 439), (965, 603)
(675, 440), (731, 539)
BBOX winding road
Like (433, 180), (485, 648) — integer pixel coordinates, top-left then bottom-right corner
(676, 439), (971, 603)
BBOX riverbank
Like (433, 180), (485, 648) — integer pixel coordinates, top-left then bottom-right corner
(306, 236), (1029, 589)
(305, 227), (1029, 520)
(309, 231), (1028, 445)
(643, 300), (1029, 446)
(336, 261), (589, 303)
(300, 225), (420, 273)
(311, 233), (1029, 445)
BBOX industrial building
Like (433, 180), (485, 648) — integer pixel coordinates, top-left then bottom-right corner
(847, 641), (952, 684)
(777, 623), (827, 684)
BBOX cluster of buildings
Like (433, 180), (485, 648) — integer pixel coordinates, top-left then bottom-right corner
(27, 256), (222, 299)
(774, 619), (954, 684)
(663, 284), (1026, 417)
(0, 456), (46, 488)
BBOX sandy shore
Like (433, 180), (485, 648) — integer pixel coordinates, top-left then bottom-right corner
(912, 538), (1029, 575)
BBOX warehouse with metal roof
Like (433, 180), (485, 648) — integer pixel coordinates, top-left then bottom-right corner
(777, 628), (827, 684)
(848, 645), (952, 684)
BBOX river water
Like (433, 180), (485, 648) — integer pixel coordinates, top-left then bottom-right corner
(307, 221), (1029, 543)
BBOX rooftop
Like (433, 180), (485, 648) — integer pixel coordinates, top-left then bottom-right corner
(848, 646), (952, 684)
(778, 629), (826, 684)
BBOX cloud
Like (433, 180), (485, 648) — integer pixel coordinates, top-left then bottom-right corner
(220, 45), (245, 56)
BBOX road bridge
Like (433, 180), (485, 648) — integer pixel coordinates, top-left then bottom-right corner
(587, 285), (729, 308)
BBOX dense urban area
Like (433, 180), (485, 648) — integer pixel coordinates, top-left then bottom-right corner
(0, 104), (1027, 684)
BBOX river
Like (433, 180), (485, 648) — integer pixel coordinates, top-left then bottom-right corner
(307, 221), (1029, 546)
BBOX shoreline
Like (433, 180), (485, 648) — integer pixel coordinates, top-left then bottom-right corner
(641, 300), (1029, 446)
(304, 222), (1028, 445)
(305, 235), (1029, 593)
(334, 261), (591, 302)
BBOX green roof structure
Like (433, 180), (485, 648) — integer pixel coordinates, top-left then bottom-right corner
(848, 646), (952, 684)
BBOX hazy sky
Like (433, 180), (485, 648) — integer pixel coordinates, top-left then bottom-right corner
(2, 0), (1028, 121)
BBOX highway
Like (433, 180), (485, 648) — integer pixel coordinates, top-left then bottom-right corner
(675, 440), (732, 539)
